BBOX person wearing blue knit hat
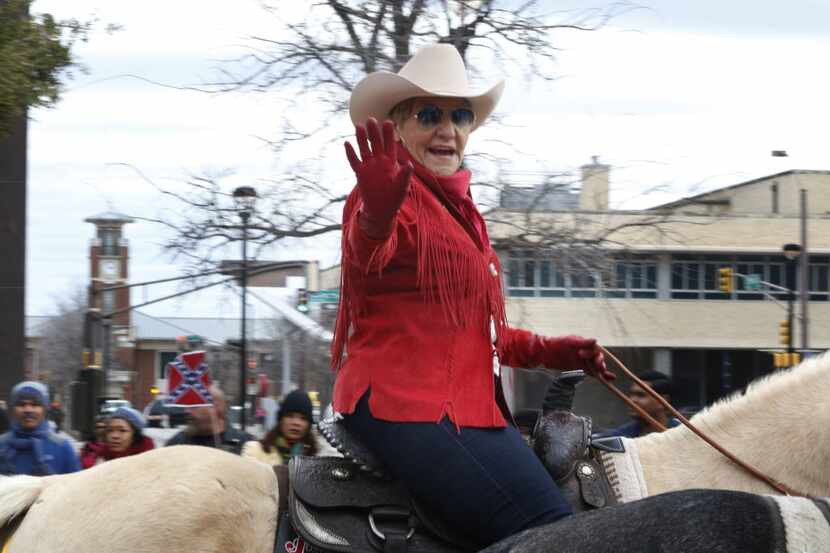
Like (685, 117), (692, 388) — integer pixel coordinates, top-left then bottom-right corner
(81, 406), (155, 468)
(0, 381), (81, 475)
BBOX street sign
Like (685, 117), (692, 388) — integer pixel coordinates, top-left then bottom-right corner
(309, 289), (340, 303)
(745, 273), (762, 291)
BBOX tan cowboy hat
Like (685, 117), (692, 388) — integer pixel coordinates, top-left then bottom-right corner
(349, 43), (504, 131)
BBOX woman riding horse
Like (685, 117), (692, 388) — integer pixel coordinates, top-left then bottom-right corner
(332, 42), (614, 548)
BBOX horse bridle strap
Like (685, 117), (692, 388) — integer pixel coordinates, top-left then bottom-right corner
(597, 345), (805, 498)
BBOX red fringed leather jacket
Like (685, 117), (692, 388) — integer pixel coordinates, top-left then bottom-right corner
(332, 162), (561, 428)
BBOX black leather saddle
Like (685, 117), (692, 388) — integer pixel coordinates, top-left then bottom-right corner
(286, 372), (619, 553)
(529, 370), (620, 513)
(288, 456), (476, 553)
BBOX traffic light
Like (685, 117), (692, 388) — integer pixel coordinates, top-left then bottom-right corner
(296, 288), (309, 313)
(718, 267), (734, 293)
(772, 351), (801, 369)
(149, 386), (159, 396)
(82, 350), (102, 368)
(778, 320), (790, 346)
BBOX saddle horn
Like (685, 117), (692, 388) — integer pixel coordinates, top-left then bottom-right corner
(542, 370), (586, 413)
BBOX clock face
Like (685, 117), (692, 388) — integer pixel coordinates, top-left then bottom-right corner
(100, 259), (119, 280)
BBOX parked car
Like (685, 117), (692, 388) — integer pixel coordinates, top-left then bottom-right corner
(99, 399), (131, 416)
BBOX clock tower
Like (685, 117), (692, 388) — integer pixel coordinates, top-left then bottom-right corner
(85, 212), (134, 395)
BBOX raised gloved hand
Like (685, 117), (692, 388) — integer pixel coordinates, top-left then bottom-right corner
(344, 118), (413, 239)
(543, 335), (615, 381)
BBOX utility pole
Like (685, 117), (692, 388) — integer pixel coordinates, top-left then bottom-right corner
(0, 0), (29, 399)
(281, 328), (292, 397)
(799, 189), (809, 351)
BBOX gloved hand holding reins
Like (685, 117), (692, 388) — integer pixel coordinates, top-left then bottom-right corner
(545, 335), (615, 381)
(345, 118), (414, 239)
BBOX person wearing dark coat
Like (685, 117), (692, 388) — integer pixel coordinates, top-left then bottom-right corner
(0, 381), (81, 475)
(242, 389), (320, 466)
(165, 385), (252, 455)
(48, 401), (65, 433)
(594, 370), (681, 439)
(0, 402), (9, 434)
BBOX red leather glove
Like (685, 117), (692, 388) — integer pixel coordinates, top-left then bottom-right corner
(543, 335), (616, 381)
(345, 118), (413, 239)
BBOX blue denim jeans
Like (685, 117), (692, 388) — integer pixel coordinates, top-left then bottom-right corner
(342, 392), (572, 547)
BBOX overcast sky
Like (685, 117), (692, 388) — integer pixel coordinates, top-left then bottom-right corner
(26, 0), (830, 320)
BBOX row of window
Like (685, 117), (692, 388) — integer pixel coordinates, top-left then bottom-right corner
(506, 254), (830, 301)
(506, 255), (659, 298)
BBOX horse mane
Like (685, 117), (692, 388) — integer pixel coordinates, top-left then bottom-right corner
(634, 351), (830, 497)
(688, 350), (830, 433)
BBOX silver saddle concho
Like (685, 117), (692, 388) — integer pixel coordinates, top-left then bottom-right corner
(530, 370), (621, 513)
(287, 406), (477, 553)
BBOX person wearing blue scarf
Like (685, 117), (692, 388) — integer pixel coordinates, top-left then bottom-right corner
(0, 381), (81, 476)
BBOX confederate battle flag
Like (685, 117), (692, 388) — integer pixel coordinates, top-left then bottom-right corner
(166, 350), (213, 406)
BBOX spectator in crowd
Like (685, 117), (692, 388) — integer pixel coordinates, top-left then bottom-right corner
(79, 415), (110, 465)
(165, 385), (253, 455)
(594, 370), (681, 439)
(242, 389), (320, 466)
(0, 381), (80, 475)
(81, 407), (154, 468)
(143, 396), (167, 428)
(48, 400), (65, 433)
(0, 400), (9, 434)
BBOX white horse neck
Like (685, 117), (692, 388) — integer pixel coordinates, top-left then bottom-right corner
(634, 352), (830, 497)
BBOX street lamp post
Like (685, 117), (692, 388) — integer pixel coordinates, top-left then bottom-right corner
(782, 243), (801, 358)
(233, 185), (257, 429)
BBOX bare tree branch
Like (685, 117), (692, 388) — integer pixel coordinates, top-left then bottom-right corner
(139, 0), (649, 274)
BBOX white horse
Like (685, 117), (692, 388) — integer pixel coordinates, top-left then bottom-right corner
(0, 446), (278, 553)
(602, 350), (830, 502)
(0, 352), (828, 552)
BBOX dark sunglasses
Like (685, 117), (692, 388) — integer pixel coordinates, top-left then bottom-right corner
(413, 105), (476, 129)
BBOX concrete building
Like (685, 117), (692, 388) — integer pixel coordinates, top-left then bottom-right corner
(310, 162), (830, 428)
(493, 164), (830, 427)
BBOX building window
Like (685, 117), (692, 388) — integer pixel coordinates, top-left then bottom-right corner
(505, 252), (828, 303)
(538, 260), (566, 297)
(809, 256), (830, 301)
(603, 258), (657, 299)
(735, 260), (766, 301)
(507, 256), (534, 297)
(671, 261), (704, 299)
(158, 351), (178, 379)
(101, 290), (115, 314)
(505, 252), (654, 299)
(100, 229), (120, 256)
(569, 267), (597, 298)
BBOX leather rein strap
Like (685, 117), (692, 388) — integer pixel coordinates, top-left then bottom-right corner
(596, 345), (805, 497)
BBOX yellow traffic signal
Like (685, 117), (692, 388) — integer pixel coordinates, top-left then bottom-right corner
(149, 386), (160, 395)
(778, 320), (790, 346)
(772, 351), (801, 369)
(718, 267), (733, 293)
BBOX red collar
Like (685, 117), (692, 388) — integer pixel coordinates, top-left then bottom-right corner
(397, 143), (485, 251)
